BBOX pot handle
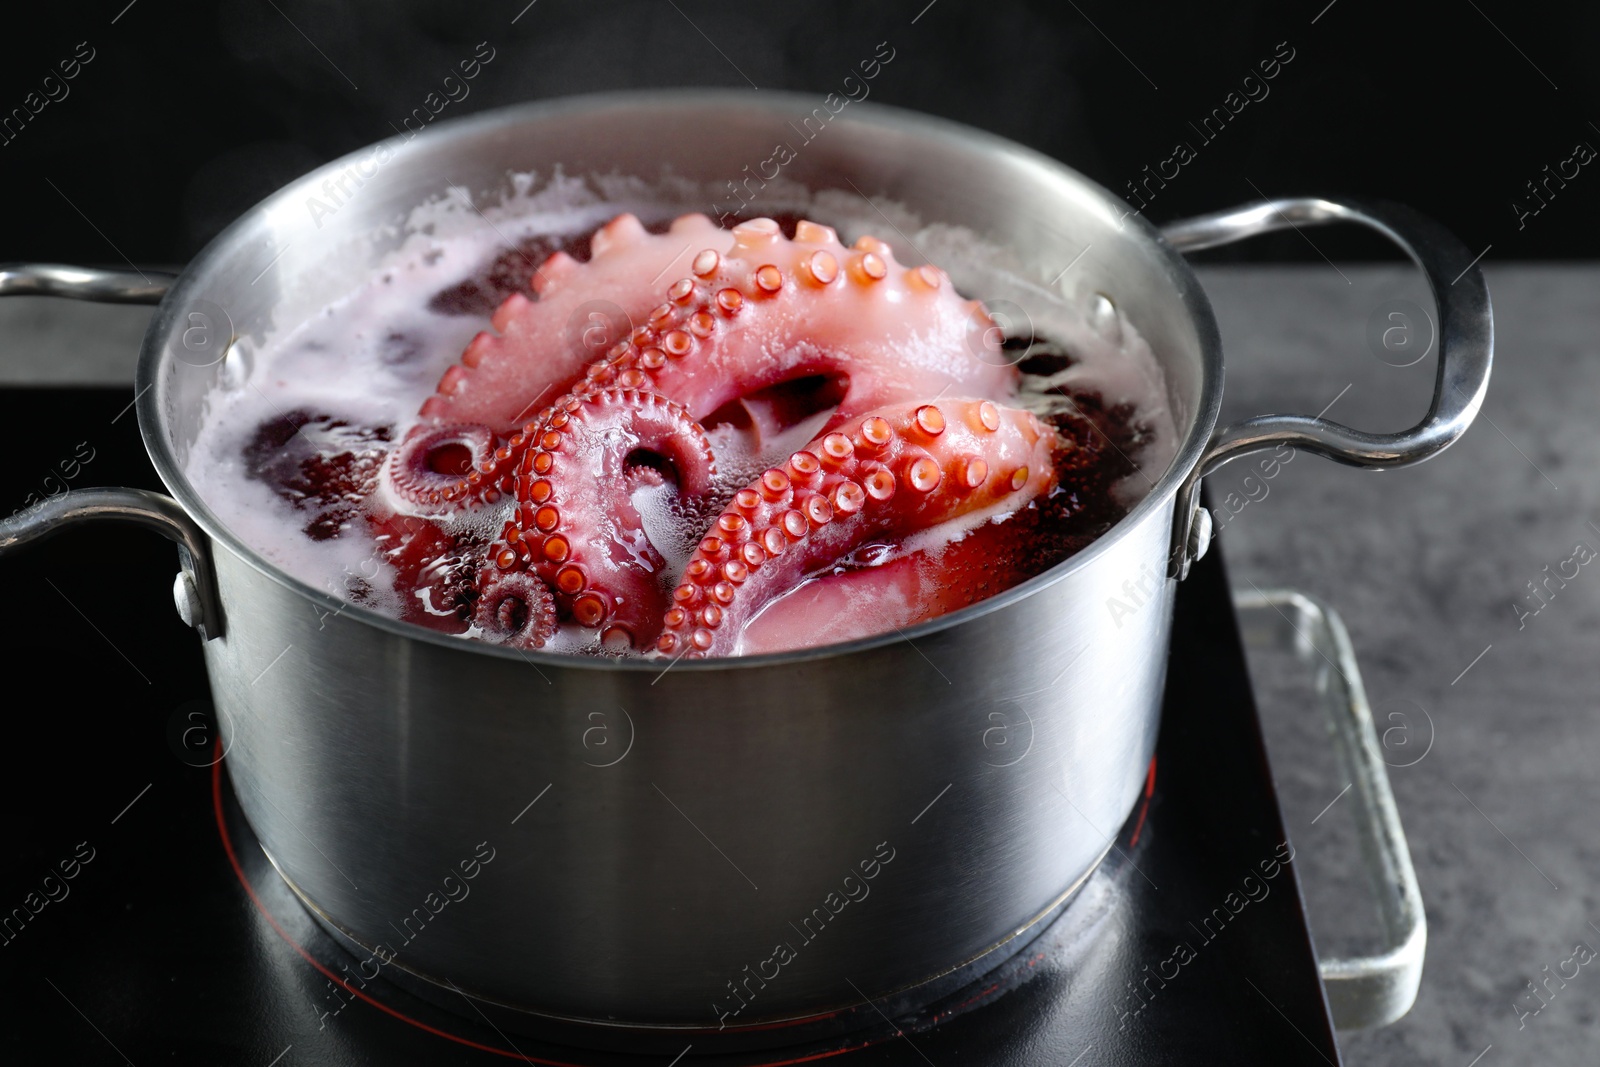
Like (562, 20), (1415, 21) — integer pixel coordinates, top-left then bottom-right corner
(1160, 198), (1493, 578)
(0, 268), (220, 638)
(0, 488), (224, 639)
(0, 262), (175, 303)
(1233, 587), (1426, 1032)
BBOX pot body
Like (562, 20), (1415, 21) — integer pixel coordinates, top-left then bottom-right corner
(137, 92), (1221, 1029)
(207, 491), (1174, 1025)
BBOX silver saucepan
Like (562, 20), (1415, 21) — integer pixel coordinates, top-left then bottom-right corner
(0, 91), (1489, 1048)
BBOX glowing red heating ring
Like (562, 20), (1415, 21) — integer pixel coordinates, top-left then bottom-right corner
(213, 748), (1158, 1061)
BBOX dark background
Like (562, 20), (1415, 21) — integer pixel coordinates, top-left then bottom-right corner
(0, 0), (1595, 267)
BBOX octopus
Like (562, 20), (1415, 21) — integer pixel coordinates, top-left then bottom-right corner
(374, 213), (1066, 658)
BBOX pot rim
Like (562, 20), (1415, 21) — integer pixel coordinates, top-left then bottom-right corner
(136, 87), (1224, 673)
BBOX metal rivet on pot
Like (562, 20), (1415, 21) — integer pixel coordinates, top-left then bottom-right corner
(1188, 505), (1213, 564)
(219, 340), (251, 391)
(172, 570), (203, 630)
(1088, 293), (1123, 345)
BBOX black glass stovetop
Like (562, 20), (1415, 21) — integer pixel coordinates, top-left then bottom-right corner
(0, 388), (1341, 1065)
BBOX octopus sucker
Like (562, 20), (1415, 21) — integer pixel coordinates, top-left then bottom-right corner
(384, 423), (510, 511)
(654, 400), (1059, 658)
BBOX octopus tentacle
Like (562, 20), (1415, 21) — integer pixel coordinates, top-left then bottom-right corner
(472, 568), (558, 649)
(655, 399), (1060, 658)
(420, 213), (735, 434)
(382, 422), (525, 511)
(373, 212), (1072, 656)
(501, 387), (717, 649)
(564, 217), (1017, 428)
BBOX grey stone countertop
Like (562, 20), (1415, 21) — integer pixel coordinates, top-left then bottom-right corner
(2, 264), (1593, 1065)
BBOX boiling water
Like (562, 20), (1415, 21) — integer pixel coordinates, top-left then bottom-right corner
(184, 174), (1177, 653)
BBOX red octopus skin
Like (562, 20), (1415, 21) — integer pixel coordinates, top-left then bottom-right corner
(654, 398), (1060, 658)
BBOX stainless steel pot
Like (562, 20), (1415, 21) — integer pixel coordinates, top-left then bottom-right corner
(0, 91), (1490, 1046)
